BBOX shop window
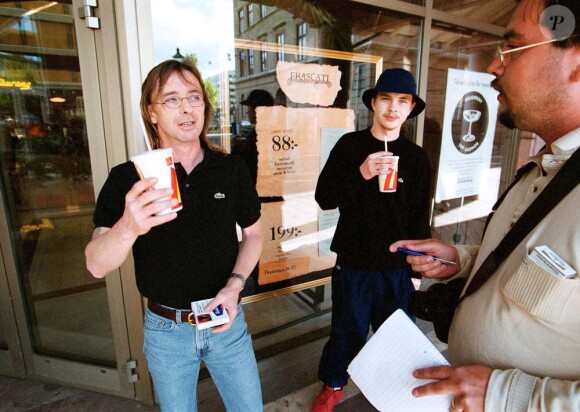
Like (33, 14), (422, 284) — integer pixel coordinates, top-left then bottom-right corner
(425, 23), (519, 246)
(0, 1), (113, 366)
(146, 0), (515, 366)
(149, 0), (421, 302)
(433, 0), (513, 26)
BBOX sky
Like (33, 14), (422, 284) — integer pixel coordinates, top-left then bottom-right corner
(150, 0), (235, 78)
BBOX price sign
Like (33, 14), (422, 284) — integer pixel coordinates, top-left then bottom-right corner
(271, 135), (298, 152)
(270, 225), (302, 241)
(258, 198), (336, 285)
(256, 106), (355, 197)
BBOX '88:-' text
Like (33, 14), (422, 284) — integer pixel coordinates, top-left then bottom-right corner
(271, 135), (298, 151)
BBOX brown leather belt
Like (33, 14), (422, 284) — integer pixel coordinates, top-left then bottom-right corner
(147, 301), (196, 325)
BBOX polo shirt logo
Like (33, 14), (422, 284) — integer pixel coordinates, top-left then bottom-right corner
(214, 192), (225, 199)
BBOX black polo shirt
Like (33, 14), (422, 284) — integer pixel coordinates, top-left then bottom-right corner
(93, 150), (261, 308)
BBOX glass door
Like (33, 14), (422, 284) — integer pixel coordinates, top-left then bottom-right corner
(0, 0), (135, 397)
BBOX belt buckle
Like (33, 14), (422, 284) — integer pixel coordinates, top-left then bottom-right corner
(187, 312), (196, 326)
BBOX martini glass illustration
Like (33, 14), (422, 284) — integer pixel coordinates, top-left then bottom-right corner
(462, 109), (481, 142)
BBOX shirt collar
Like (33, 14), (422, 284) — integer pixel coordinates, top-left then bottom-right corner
(529, 127), (580, 175)
(551, 127), (580, 156)
(530, 127), (580, 160)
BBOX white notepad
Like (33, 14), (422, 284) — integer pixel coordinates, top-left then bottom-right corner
(347, 309), (452, 411)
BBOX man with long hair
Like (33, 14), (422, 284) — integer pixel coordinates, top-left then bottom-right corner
(86, 59), (263, 411)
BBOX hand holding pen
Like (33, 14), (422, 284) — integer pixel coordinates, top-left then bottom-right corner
(396, 247), (457, 265)
(389, 239), (461, 280)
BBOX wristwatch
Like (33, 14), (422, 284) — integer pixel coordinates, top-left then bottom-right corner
(228, 273), (246, 290)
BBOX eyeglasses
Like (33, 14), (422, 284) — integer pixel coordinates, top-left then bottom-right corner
(496, 37), (568, 67)
(156, 94), (204, 109)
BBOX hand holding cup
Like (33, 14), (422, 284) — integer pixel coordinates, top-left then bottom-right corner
(131, 148), (182, 215)
(120, 177), (178, 238)
(360, 151), (392, 180)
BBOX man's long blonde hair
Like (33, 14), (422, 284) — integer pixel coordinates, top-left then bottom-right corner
(140, 59), (225, 153)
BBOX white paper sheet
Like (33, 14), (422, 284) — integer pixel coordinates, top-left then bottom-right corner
(347, 310), (452, 411)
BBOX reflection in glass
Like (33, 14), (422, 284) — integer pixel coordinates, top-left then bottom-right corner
(433, 0), (513, 26)
(425, 24), (514, 245)
(151, 0), (421, 150)
(0, 1), (114, 366)
(149, 0), (421, 310)
(232, 1), (422, 136)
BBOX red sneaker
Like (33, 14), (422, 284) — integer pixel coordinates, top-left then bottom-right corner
(312, 385), (344, 412)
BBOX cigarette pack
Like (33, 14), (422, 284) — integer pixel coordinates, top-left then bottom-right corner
(191, 299), (230, 330)
(529, 245), (576, 279)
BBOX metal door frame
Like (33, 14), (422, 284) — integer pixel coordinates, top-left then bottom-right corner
(0, 0), (152, 401)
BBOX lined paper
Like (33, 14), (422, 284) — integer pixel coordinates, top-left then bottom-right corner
(347, 310), (452, 411)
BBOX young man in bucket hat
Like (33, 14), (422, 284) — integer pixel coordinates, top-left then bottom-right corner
(312, 68), (432, 411)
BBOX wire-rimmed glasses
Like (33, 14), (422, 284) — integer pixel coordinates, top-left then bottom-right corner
(156, 94), (204, 109)
(496, 37), (569, 67)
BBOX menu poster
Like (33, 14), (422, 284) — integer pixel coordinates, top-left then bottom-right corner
(258, 195), (337, 285)
(256, 107), (355, 197)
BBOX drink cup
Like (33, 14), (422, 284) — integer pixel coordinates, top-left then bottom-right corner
(131, 148), (182, 215)
(378, 155), (399, 193)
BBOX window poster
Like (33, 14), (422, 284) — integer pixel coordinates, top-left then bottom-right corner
(436, 68), (499, 202)
(255, 106), (355, 197)
(276, 61), (343, 107)
(259, 194), (337, 285)
(231, 43), (381, 294)
(255, 110), (354, 285)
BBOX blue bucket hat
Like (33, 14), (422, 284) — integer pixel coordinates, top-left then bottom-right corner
(362, 68), (426, 118)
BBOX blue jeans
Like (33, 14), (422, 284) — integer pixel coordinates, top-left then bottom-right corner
(143, 305), (262, 412)
(318, 265), (415, 388)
